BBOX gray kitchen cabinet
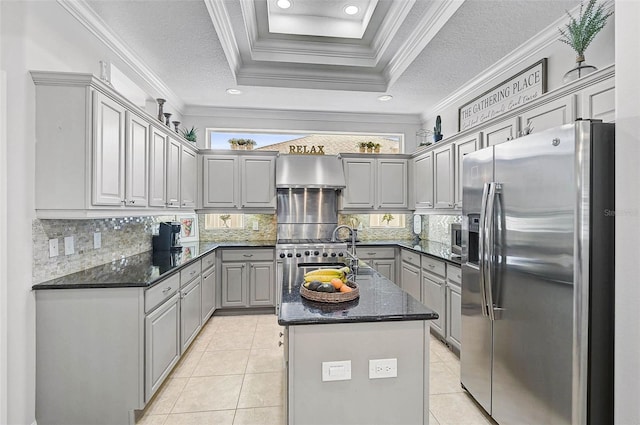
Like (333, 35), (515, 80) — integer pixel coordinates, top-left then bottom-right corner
(221, 262), (247, 307)
(482, 117), (519, 147)
(433, 144), (455, 209)
(201, 251), (216, 322)
(145, 292), (180, 402)
(454, 133), (482, 210)
(31, 72), (194, 218)
(520, 95), (575, 134)
(202, 153), (276, 210)
(220, 249), (276, 308)
(149, 126), (168, 208)
(92, 92), (127, 206)
(356, 246), (397, 281)
(249, 262), (275, 306)
(180, 145), (197, 208)
(342, 157), (375, 209)
(400, 249), (421, 301)
(446, 265), (462, 350)
(421, 256), (446, 338)
(180, 277), (202, 353)
(341, 156), (410, 211)
(413, 151), (434, 210)
(125, 111), (149, 207)
(166, 137), (181, 208)
(581, 76), (615, 123)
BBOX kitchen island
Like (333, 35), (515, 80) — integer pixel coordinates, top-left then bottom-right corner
(279, 263), (437, 425)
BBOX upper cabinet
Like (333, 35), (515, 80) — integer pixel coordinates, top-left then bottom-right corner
(433, 144), (455, 209)
(520, 96), (575, 134)
(580, 77), (615, 123)
(413, 151), (433, 210)
(201, 153), (276, 211)
(180, 145), (198, 208)
(454, 133), (482, 210)
(341, 155), (410, 211)
(483, 117), (519, 147)
(31, 71), (197, 218)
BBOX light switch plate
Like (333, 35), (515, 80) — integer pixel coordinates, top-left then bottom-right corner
(253, 221), (259, 231)
(64, 236), (75, 256)
(93, 232), (101, 249)
(322, 360), (351, 382)
(369, 358), (398, 379)
(49, 239), (59, 258)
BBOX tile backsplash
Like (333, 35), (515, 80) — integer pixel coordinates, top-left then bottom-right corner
(339, 214), (415, 240)
(32, 216), (173, 284)
(198, 214), (277, 241)
(419, 214), (462, 245)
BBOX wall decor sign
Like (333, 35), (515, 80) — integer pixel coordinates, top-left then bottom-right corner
(458, 59), (547, 131)
(288, 145), (325, 155)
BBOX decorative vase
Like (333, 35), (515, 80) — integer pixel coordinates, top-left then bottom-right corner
(156, 98), (166, 122)
(359, 146), (366, 153)
(374, 147), (380, 153)
(563, 56), (597, 83)
(434, 134), (443, 143)
(366, 147), (373, 153)
(172, 121), (180, 133)
(163, 113), (172, 126)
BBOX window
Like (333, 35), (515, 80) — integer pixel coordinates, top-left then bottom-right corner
(369, 213), (405, 228)
(206, 129), (404, 154)
(204, 214), (244, 229)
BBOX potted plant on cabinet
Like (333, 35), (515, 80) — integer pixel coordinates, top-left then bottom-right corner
(358, 142), (367, 153)
(558, 0), (613, 82)
(366, 141), (375, 153)
(373, 143), (381, 153)
(433, 116), (443, 142)
(181, 126), (198, 143)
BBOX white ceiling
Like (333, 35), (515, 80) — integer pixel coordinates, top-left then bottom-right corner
(81, 0), (579, 117)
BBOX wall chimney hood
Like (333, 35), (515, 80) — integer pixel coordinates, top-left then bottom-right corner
(276, 155), (346, 189)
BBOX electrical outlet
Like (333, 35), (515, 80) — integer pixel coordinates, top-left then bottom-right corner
(94, 232), (101, 249)
(253, 221), (259, 231)
(322, 360), (351, 382)
(64, 236), (75, 256)
(49, 239), (59, 258)
(369, 358), (398, 379)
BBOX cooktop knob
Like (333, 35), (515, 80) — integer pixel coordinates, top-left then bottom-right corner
(287, 253), (293, 258)
(304, 251), (310, 256)
(314, 251), (319, 256)
(322, 252), (328, 257)
(279, 253), (286, 258)
(296, 253), (302, 257)
(338, 252), (344, 257)
(331, 252), (337, 257)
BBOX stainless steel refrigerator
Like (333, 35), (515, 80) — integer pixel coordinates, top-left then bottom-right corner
(460, 120), (614, 425)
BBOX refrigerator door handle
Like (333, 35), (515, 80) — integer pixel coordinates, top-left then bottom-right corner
(479, 182), (490, 317)
(485, 182), (500, 321)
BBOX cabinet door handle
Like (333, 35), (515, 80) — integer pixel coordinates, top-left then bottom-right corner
(428, 264), (435, 268)
(278, 341), (283, 347)
(162, 286), (172, 294)
(279, 332), (284, 337)
(457, 274), (461, 279)
(121, 200), (127, 205)
(241, 264), (245, 269)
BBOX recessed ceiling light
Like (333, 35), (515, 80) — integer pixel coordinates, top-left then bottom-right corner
(377, 95), (393, 102)
(277, 0), (292, 9)
(226, 88), (243, 95)
(344, 5), (359, 15)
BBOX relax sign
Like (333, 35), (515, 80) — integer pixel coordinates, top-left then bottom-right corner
(288, 145), (325, 155)
(459, 59), (547, 131)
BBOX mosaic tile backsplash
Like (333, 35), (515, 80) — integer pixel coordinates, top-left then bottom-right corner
(419, 214), (462, 245)
(198, 214), (277, 242)
(339, 214), (415, 240)
(32, 216), (174, 284)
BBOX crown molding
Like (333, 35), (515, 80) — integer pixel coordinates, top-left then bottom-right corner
(184, 105), (422, 126)
(204, 0), (242, 77)
(385, 0), (465, 87)
(57, 0), (185, 113)
(420, 2), (610, 121)
(370, 0), (416, 63)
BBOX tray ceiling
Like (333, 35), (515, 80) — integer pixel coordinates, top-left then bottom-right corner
(76, 0), (579, 116)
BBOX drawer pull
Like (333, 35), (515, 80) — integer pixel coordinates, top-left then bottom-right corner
(457, 274), (461, 279)
(162, 286), (172, 294)
(190, 270), (196, 276)
(367, 252), (376, 255)
(243, 254), (254, 258)
(428, 264), (435, 268)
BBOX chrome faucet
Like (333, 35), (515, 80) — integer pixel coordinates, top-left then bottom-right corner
(331, 225), (358, 257)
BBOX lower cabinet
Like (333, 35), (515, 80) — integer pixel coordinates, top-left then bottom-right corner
(400, 260), (421, 301)
(201, 265), (216, 322)
(372, 259), (396, 282)
(422, 272), (445, 337)
(145, 292), (181, 402)
(356, 246), (397, 281)
(180, 277), (202, 353)
(446, 281), (462, 350)
(220, 249), (275, 308)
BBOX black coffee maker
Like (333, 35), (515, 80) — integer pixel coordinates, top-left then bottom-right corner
(153, 222), (182, 252)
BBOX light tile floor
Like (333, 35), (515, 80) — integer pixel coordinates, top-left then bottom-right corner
(137, 314), (491, 425)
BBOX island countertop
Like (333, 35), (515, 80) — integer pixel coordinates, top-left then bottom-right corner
(278, 263), (438, 326)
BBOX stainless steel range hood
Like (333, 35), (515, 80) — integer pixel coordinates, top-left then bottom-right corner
(276, 155), (346, 189)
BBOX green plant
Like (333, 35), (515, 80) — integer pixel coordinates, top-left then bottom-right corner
(220, 214), (231, 227)
(433, 115), (442, 136)
(181, 126), (198, 142)
(358, 142), (368, 148)
(373, 143), (381, 149)
(228, 138), (255, 146)
(366, 141), (375, 148)
(382, 213), (394, 225)
(558, 0), (613, 61)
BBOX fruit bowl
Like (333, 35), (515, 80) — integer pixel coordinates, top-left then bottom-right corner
(300, 280), (359, 303)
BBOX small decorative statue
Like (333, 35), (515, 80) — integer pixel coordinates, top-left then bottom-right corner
(433, 115), (443, 142)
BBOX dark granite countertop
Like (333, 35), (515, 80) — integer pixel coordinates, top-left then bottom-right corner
(356, 239), (462, 265)
(278, 263), (438, 326)
(32, 240), (277, 290)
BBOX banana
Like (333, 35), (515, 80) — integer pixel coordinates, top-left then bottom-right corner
(303, 266), (351, 278)
(303, 274), (344, 283)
